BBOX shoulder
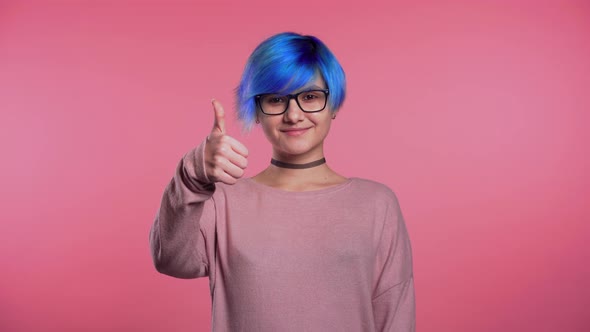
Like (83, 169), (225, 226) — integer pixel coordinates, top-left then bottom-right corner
(347, 178), (406, 233)
(345, 177), (403, 217)
(350, 177), (400, 203)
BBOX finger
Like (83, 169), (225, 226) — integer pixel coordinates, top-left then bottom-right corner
(219, 158), (246, 179)
(226, 150), (248, 169)
(224, 135), (249, 158)
(212, 164), (242, 185)
(211, 99), (226, 136)
(215, 170), (238, 185)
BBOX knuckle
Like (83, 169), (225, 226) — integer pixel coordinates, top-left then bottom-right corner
(211, 168), (222, 179)
(217, 145), (228, 155)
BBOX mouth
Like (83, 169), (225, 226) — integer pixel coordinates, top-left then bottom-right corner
(280, 127), (310, 136)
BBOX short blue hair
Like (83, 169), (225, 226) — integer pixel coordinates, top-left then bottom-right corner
(235, 32), (346, 133)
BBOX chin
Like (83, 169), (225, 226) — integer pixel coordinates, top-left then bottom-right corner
(278, 142), (321, 158)
(278, 147), (309, 157)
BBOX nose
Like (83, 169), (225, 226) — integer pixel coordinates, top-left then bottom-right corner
(283, 98), (304, 123)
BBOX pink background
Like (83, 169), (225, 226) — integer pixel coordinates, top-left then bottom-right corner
(1, 1), (588, 331)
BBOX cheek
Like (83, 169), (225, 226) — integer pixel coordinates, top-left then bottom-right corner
(260, 120), (280, 140)
(261, 125), (274, 140)
(313, 115), (333, 132)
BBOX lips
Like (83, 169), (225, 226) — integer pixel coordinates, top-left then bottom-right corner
(281, 127), (310, 132)
(281, 127), (310, 136)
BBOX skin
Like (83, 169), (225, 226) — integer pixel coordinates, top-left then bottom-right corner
(204, 76), (347, 192)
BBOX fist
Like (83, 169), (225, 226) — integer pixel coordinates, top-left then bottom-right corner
(203, 99), (249, 185)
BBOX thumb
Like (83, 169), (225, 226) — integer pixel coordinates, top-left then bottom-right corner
(211, 99), (226, 136)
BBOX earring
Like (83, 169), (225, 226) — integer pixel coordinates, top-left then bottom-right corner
(256, 119), (260, 123)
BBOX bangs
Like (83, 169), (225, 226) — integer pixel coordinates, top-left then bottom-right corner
(251, 54), (319, 96)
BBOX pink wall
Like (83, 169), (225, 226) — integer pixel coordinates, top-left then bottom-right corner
(1, 1), (588, 331)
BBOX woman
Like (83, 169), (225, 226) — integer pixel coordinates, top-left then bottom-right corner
(150, 32), (415, 331)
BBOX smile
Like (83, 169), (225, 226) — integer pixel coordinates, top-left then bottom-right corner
(281, 128), (310, 136)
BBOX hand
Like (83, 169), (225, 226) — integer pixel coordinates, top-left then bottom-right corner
(203, 99), (249, 185)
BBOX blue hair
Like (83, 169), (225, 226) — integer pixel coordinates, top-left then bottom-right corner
(235, 32), (346, 133)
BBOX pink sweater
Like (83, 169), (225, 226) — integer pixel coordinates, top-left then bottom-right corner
(149, 139), (416, 331)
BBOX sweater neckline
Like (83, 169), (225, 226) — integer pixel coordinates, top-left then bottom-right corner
(243, 177), (355, 196)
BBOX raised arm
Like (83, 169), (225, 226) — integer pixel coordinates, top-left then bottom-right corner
(149, 139), (216, 278)
(149, 99), (249, 278)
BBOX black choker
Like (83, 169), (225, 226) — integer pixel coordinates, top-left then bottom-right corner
(271, 157), (326, 169)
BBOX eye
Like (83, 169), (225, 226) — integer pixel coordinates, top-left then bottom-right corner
(263, 95), (286, 104)
(300, 91), (323, 102)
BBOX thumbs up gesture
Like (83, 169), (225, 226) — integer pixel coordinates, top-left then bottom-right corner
(204, 99), (249, 185)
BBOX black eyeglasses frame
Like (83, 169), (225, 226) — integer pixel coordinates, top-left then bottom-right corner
(255, 89), (330, 115)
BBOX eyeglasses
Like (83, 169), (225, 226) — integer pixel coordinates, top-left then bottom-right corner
(255, 89), (329, 115)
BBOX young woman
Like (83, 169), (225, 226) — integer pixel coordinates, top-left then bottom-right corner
(150, 32), (415, 331)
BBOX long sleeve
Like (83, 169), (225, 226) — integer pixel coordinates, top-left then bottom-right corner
(372, 193), (416, 331)
(149, 138), (217, 279)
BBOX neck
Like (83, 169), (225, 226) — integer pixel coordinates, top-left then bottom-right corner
(264, 162), (333, 184)
(271, 157), (326, 169)
(252, 150), (345, 191)
(266, 151), (331, 178)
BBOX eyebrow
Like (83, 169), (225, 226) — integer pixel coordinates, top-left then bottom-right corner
(294, 84), (326, 92)
(261, 85), (327, 96)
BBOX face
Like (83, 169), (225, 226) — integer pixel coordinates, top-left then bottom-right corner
(256, 76), (335, 162)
